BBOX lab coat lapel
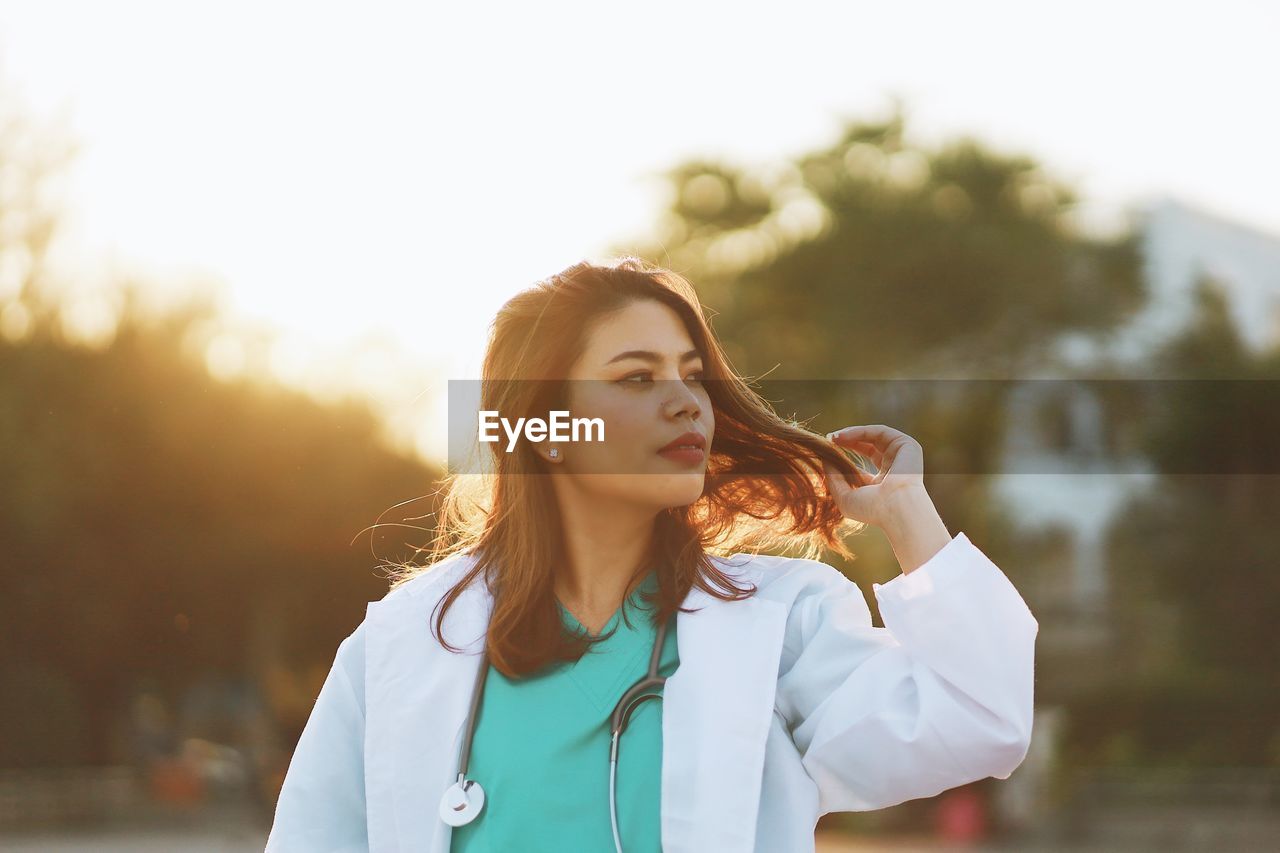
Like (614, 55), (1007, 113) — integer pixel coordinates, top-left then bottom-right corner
(363, 556), (788, 853)
(364, 568), (492, 853)
(661, 573), (789, 853)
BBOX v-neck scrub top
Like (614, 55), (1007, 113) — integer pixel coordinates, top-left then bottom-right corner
(449, 570), (680, 853)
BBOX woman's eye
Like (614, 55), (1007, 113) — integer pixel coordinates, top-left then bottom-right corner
(617, 371), (704, 386)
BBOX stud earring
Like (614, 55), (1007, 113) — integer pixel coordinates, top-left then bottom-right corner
(548, 448), (559, 459)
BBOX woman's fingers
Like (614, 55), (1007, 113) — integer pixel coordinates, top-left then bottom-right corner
(823, 425), (927, 523)
(826, 424), (925, 479)
(829, 424), (909, 444)
(846, 440), (883, 469)
(827, 426), (894, 468)
(824, 460), (879, 522)
(823, 462), (851, 498)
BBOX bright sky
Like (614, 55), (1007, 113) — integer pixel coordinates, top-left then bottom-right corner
(1, 0), (1277, 464)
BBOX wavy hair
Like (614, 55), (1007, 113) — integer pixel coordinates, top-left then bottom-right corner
(386, 257), (867, 677)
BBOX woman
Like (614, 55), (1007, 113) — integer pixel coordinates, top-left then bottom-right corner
(265, 258), (1038, 853)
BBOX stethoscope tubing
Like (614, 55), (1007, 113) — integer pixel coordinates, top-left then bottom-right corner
(451, 616), (670, 853)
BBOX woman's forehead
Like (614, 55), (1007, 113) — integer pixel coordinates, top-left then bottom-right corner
(583, 312), (698, 364)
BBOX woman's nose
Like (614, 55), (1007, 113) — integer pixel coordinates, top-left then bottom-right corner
(661, 379), (701, 419)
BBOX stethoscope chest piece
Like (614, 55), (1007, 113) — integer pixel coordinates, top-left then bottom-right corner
(439, 777), (485, 827)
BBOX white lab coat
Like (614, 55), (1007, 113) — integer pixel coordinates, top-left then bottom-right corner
(266, 531), (1038, 852)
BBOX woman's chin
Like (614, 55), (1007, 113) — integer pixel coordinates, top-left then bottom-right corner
(653, 474), (706, 508)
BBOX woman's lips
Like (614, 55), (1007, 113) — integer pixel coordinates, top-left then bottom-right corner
(657, 446), (706, 466)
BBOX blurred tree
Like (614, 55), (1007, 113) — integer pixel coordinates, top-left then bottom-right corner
(1090, 275), (1280, 766)
(0, 299), (446, 767)
(609, 103), (1144, 603)
(614, 103), (1145, 381)
(0, 75), (79, 330)
(0, 82), (445, 767)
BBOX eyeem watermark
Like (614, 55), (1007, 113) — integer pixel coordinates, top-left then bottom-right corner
(451, 378), (1280, 474)
(479, 410), (605, 452)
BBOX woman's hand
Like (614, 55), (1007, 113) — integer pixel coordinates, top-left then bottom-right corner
(821, 424), (924, 525)
(822, 424), (952, 574)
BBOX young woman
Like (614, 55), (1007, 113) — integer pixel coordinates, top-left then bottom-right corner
(265, 258), (1039, 853)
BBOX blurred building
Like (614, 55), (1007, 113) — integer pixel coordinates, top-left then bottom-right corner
(1100, 196), (1280, 359)
(993, 194), (1280, 695)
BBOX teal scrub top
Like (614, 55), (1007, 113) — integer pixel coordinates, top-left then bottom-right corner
(449, 570), (680, 853)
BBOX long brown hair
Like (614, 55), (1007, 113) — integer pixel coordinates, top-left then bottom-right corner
(387, 257), (867, 677)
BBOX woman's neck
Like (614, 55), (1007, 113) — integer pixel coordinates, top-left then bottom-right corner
(550, 486), (656, 631)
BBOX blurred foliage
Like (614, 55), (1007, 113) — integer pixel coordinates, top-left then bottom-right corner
(0, 85), (443, 767)
(1094, 277), (1280, 766)
(2, 81), (1274, 778)
(611, 104), (1144, 609)
(616, 103), (1145, 380)
(613, 103), (1279, 769)
(1064, 673), (1280, 769)
(0, 303), (443, 766)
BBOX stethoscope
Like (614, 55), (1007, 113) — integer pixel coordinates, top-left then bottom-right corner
(438, 616), (670, 853)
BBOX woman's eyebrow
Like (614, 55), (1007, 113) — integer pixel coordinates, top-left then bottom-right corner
(605, 348), (702, 366)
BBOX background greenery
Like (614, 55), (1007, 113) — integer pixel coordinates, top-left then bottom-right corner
(2, 94), (1276, 780)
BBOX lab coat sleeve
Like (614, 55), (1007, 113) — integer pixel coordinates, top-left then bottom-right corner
(774, 531), (1039, 815)
(265, 622), (370, 852)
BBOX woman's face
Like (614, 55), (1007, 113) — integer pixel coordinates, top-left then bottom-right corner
(553, 299), (715, 511)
